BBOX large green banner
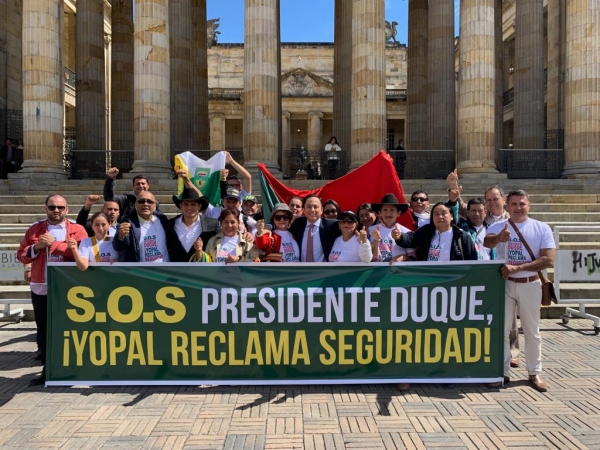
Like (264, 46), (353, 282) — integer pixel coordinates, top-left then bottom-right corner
(47, 262), (505, 386)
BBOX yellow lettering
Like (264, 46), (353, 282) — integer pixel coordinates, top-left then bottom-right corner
(443, 328), (462, 363)
(291, 330), (310, 365)
(191, 331), (207, 366)
(155, 287), (186, 323)
(66, 287), (95, 322)
(375, 330), (393, 364)
(245, 331), (264, 365)
(171, 331), (189, 366)
(356, 330), (373, 365)
(395, 330), (412, 363)
(107, 287), (144, 323)
(319, 330), (336, 365)
(72, 330), (89, 366)
(109, 331), (127, 365)
(464, 328), (481, 363)
(146, 331), (163, 365)
(424, 329), (442, 363)
(63, 331), (70, 366)
(209, 331), (226, 365)
(415, 329), (422, 363)
(89, 331), (107, 366)
(338, 330), (354, 365)
(228, 331), (244, 365)
(265, 330), (289, 365)
(127, 331), (146, 365)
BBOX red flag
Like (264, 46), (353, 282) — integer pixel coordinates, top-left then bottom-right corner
(258, 151), (415, 230)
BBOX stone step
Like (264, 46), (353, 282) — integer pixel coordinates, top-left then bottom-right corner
(529, 212), (600, 222)
(557, 232), (600, 243)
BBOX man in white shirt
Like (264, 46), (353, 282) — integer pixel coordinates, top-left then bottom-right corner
(484, 190), (556, 392)
(113, 191), (170, 262)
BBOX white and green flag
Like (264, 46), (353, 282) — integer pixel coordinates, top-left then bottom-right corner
(173, 151), (226, 206)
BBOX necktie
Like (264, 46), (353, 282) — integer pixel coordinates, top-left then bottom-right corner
(306, 224), (315, 262)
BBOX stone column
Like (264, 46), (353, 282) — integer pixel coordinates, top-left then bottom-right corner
(563, 0), (600, 176)
(457, 0), (497, 173)
(282, 111), (291, 176)
(308, 111), (323, 153)
(209, 113), (225, 151)
(170, 0), (193, 151)
(111, 0), (134, 152)
(20, 0), (65, 177)
(513, 0), (544, 149)
(427, 0), (455, 151)
(494, 0), (504, 159)
(243, 0), (281, 173)
(76, 0), (106, 154)
(132, 0), (172, 176)
(406, 0), (429, 151)
(1, 0), (22, 111)
(546, 0), (564, 148)
(192, 0), (209, 150)
(350, 0), (386, 169)
(333, 0), (352, 155)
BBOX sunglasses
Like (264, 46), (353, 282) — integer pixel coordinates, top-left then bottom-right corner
(273, 215), (289, 221)
(411, 197), (428, 202)
(136, 199), (155, 205)
(339, 219), (356, 224)
(47, 205), (66, 211)
(324, 209), (337, 215)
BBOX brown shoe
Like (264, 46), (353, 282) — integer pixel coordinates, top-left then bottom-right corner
(529, 375), (548, 392)
(510, 358), (519, 368)
(397, 383), (410, 391)
(486, 376), (510, 388)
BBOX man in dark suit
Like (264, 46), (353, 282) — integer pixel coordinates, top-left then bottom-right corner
(289, 194), (341, 262)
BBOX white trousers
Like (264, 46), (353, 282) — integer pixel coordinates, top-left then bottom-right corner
(503, 279), (542, 376)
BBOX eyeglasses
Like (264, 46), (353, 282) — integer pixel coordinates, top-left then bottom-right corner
(339, 219), (356, 224)
(411, 197), (428, 203)
(324, 209), (337, 215)
(227, 183), (241, 188)
(47, 205), (66, 211)
(273, 215), (289, 221)
(136, 199), (155, 205)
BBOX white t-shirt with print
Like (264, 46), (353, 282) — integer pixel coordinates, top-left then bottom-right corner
(138, 218), (169, 263)
(274, 230), (299, 262)
(427, 229), (453, 261)
(79, 237), (117, 263)
(473, 225), (491, 261)
(329, 235), (371, 263)
(369, 223), (414, 262)
(487, 218), (555, 277)
(216, 235), (240, 263)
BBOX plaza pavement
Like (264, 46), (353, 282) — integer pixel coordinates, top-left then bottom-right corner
(0, 320), (599, 450)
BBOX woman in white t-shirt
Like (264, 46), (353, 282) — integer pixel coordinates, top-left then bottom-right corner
(200, 209), (261, 263)
(68, 212), (118, 270)
(369, 194), (414, 262)
(254, 203), (300, 262)
(329, 211), (372, 263)
(324, 136), (342, 179)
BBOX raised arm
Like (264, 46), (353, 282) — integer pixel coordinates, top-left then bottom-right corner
(225, 151), (252, 193)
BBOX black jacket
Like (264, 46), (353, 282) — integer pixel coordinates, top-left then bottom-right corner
(395, 224), (477, 261)
(166, 215), (219, 262)
(103, 178), (161, 222)
(113, 212), (170, 262)
(289, 217), (341, 262)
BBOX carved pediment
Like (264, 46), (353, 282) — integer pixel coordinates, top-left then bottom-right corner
(281, 68), (333, 97)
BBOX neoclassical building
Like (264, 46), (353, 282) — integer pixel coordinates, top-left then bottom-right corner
(0, 0), (598, 180)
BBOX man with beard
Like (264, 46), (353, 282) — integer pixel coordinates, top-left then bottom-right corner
(17, 195), (88, 384)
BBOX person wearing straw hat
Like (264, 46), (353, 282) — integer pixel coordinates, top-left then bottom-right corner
(167, 187), (218, 262)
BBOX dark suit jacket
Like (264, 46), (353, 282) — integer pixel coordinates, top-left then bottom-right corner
(289, 217), (341, 262)
(166, 215), (219, 262)
(113, 212), (170, 262)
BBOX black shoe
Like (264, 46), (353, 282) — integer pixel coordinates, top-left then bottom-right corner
(29, 368), (45, 386)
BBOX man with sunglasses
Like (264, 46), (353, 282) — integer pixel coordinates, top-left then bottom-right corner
(17, 195), (88, 384)
(409, 190), (431, 229)
(113, 191), (171, 262)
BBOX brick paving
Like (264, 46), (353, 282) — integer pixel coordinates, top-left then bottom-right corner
(1, 320), (600, 449)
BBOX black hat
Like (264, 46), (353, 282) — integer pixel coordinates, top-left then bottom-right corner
(338, 210), (358, 222)
(371, 193), (409, 214)
(172, 187), (209, 211)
